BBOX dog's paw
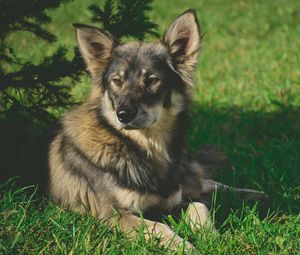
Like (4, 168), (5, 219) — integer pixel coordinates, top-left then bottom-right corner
(147, 221), (195, 253)
(184, 202), (216, 233)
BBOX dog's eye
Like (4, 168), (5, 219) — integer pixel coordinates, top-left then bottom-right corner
(111, 77), (122, 87)
(145, 74), (159, 87)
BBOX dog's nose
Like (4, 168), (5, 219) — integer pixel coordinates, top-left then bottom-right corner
(117, 108), (137, 124)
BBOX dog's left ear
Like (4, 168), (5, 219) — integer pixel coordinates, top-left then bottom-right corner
(163, 10), (201, 86)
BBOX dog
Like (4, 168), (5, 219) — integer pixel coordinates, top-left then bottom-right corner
(48, 9), (266, 251)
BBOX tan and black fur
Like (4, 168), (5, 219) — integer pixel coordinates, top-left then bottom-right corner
(49, 10), (265, 250)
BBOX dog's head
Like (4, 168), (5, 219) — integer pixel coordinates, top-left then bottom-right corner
(74, 10), (201, 130)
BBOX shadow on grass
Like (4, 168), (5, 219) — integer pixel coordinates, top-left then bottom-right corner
(189, 103), (300, 222)
(0, 103), (299, 221)
(0, 112), (58, 195)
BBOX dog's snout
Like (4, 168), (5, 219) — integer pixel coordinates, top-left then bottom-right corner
(117, 108), (137, 124)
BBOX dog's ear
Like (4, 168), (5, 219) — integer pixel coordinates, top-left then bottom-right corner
(73, 24), (116, 76)
(163, 10), (201, 86)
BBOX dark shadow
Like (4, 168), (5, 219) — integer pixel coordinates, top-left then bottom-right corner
(0, 111), (59, 195)
(188, 102), (300, 223)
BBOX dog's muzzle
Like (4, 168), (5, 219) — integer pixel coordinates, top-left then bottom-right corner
(116, 107), (137, 124)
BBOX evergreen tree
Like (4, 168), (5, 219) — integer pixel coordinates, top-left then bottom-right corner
(89, 0), (159, 40)
(0, 0), (83, 122)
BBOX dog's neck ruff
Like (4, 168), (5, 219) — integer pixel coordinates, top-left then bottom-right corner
(92, 106), (183, 197)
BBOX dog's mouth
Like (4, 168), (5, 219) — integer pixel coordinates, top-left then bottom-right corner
(122, 124), (139, 130)
(117, 118), (158, 130)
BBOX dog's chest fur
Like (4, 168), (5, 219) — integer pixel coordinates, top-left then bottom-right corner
(112, 127), (182, 212)
(62, 103), (183, 212)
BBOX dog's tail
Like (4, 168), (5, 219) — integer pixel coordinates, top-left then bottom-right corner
(182, 145), (268, 204)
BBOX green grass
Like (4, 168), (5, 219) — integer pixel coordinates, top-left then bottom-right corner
(1, 0), (300, 254)
(1, 182), (299, 254)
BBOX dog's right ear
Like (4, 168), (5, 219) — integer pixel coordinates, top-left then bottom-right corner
(73, 24), (116, 76)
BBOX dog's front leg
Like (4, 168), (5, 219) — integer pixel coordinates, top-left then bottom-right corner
(107, 212), (194, 251)
(181, 202), (215, 232)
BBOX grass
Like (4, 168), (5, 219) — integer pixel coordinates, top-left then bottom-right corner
(1, 182), (299, 254)
(1, 0), (300, 254)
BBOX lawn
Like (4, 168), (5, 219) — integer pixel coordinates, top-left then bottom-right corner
(1, 0), (300, 254)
